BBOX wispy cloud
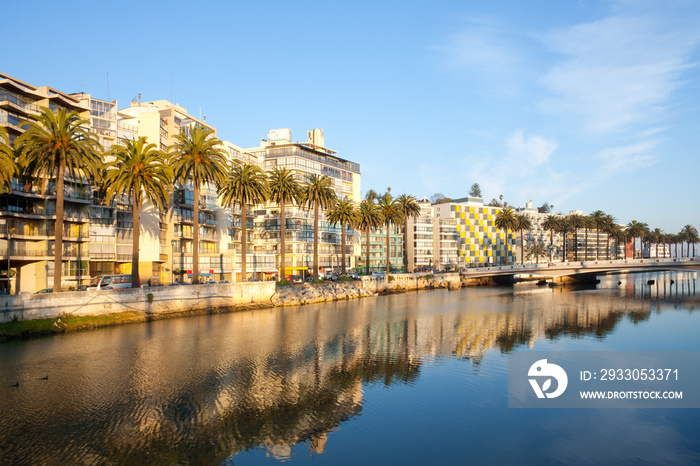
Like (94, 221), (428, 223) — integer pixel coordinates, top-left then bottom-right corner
(540, 12), (700, 134)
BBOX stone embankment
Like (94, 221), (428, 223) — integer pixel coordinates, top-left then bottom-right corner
(271, 282), (374, 306)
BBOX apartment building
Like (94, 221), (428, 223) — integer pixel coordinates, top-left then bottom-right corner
(245, 129), (361, 278)
(357, 224), (403, 273)
(0, 73), (94, 293)
(406, 200), (460, 271)
(433, 197), (516, 267)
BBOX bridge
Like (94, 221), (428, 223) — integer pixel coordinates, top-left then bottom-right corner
(457, 258), (700, 285)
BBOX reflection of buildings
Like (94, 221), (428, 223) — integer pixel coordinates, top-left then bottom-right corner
(2, 272), (697, 464)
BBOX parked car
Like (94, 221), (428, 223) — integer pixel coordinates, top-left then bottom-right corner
(371, 271), (386, 279)
(89, 274), (136, 290)
(219, 280), (230, 284)
(285, 276), (302, 284)
(34, 288), (53, 294)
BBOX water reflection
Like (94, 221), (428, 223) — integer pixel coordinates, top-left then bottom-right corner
(0, 271), (697, 464)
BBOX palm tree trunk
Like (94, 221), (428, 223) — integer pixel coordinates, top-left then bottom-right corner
(520, 230), (524, 264)
(403, 218), (408, 272)
(574, 230), (578, 261)
(192, 183), (200, 284)
(550, 230), (554, 262)
(132, 192), (140, 288)
(365, 229), (370, 275)
(241, 203), (247, 282)
(386, 224), (391, 275)
(595, 228), (600, 260)
(584, 228), (588, 261)
(313, 202), (319, 279)
(562, 231), (567, 262)
(53, 162), (65, 292)
(279, 195), (285, 280)
(341, 222), (347, 274)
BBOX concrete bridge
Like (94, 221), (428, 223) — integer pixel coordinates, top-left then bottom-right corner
(457, 258), (700, 285)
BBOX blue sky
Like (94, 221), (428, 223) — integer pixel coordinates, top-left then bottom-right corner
(5, 0), (699, 232)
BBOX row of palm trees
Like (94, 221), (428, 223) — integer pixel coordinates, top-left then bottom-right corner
(0, 107), (426, 290)
(494, 206), (699, 265)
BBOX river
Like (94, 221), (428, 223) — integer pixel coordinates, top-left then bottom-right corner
(1, 271), (698, 465)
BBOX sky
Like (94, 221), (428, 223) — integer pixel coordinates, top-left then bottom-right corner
(4, 0), (699, 233)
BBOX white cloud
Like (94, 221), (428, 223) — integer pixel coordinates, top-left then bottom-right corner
(540, 12), (700, 134)
(506, 129), (558, 170)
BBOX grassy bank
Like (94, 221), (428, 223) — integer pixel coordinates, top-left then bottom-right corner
(0, 303), (273, 341)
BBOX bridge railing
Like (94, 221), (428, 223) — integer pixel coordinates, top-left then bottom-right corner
(458, 257), (696, 274)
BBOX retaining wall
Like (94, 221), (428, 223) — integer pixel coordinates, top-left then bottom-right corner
(0, 282), (276, 323)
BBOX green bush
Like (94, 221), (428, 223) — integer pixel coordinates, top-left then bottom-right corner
(338, 276), (354, 282)
(311, 278), (325, 284)
(388, 275), (395, 282)
(147, 292), (154, 304)
(277, 279), (292, 286)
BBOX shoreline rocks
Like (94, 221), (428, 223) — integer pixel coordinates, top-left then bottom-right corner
(271, 282), (374, 306)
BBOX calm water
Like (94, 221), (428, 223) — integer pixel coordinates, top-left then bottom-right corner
(1, 271), (699, 465)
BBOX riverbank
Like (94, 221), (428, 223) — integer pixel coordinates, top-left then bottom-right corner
(0, 303), (274, 341)
(0, 273), (494, 340)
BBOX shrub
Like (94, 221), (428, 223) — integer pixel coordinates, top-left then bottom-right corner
(277, 279), (292, 286)
(147, 292), (154, 304)
(338, 276), (354, 282)
(388, 275), (395, 282)
(311, 278), (325, 284)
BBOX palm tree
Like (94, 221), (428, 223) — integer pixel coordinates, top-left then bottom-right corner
(568, 214), (586, 261)
(626, 220), (648, 260)
(364, 189), (380, 203)
(526, 242), (548, 265)
(267, 167), (301, 280)
(542, 215), (558, 262)
(104, 137), (172, 287)
(494, 207), (517, 265)
(396, 194), (421, 272)
(603, 214), (617, 259)
(16, 108), (102, 292)
(326, 199), (358, 275)
(219, 163), (269, 282)
(649, 228), (664, 258)
(0, 127), (17, 193)
(590, 210), (606, 260)
(357, 200), (383, 275)
(170, 125), (227, 284)
(514, 214), (532, 264)
(681, 225), (699, 257)
(377, 193), (404, 275)
(609, 224), (625, 260)
(300, 174), (336, 279)
(556, 217), (571, 262)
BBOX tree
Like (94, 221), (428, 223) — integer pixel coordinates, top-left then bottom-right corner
(603, 214), (617, 259)
(268, 167), (301, 280)
(104, 137), (172, 288)
(568, 214), (586, 261)
(469, 183), (482, 198)
(526, 242), (548, 265)
(396, 194), (421, 272)
(681, 225), (699, 258)
(542, 215), (559, 262)
(494, 207), (517, 265)
(0, 127), (17, 193)
(537, 202), (552, 214)
(649, 228), (664, 258)
(514, 214), (532, 264)
(170, 125), (227, 284)
(357, 200), (383, 274)
(300, 174), (336, 279)
(590, 210), (606, 261)
(486, 198), (503, 207)
(17, 108), (102, 292)
(609, 224), (625, 260)
(364, 189), (380, 203)
(556, 217), (571, 261)
(626, 220), (648, 260)
(429, 193), (447, 204)
(377, 194), (404, 274)
(219, 163), (269, 282)
(326, 199), (358, 275)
